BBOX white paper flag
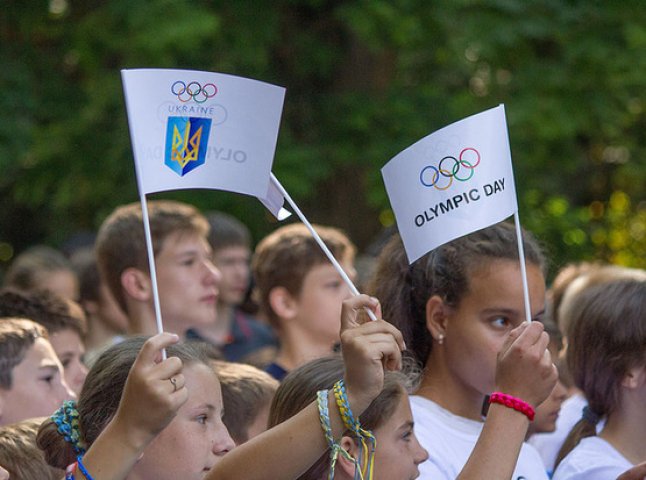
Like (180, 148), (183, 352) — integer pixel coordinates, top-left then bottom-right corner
(121, 69), (285, 199)
(381, 105), (518, 263)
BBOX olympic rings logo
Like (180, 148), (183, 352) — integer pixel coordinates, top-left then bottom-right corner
(171, 81), (218, 103)
(419, 147), (481, 190)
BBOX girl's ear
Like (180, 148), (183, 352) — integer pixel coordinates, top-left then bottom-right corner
(425, 295), (449, 343)
(621, 365), (646, 389)
(121, 267), (152, 302)
(268, 286), (298, 321)
(336, 436), (358, 478)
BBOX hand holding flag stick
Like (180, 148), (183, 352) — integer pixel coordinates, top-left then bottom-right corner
(122, 68), (287, 344)
(271, 173), (378, 322)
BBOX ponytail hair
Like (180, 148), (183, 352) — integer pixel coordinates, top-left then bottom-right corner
(554, 278), (646, 467)
(368, 221), (545, 367)
(37, 336), (211, 468)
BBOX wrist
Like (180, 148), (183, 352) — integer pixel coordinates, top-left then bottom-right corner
(489, 392), (535, 422)
(108, 414), (155, 454)
(343, 383), (373, 417)
(486, 402), (530, 425)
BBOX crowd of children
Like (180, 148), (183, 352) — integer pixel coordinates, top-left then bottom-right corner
(0, 198), (644, 479)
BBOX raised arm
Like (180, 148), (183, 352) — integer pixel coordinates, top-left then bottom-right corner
(457, 321), (558, 480)
(207, 294), (405, 480)
(72, 333), (187, 479)
(73, 295), (405, 480)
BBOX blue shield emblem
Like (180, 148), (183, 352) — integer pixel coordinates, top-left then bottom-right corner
(164, 116), (212, 176)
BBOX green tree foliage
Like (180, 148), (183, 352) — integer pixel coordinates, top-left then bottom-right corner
(1, 0), (644, 275)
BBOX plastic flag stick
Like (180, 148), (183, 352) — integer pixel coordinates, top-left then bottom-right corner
(271, 173), (378, 321)
(513, 210), (532, 323)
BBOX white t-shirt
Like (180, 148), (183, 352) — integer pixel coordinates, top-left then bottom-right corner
(528, 393), (587, 474)
(411, 395), (549, 480)
(552, 436), (632, 480)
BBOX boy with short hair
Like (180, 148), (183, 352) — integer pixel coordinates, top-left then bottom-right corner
(187, 211), (277, 362)
(95, 200), (221, 336)
(0, 288), (88, 395)
(0, 318), (74, 426)
(252, 223), (356, 380)
(211, 360), (279, 444)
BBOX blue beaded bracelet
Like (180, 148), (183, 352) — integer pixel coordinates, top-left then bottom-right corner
(77, 455), (95, 480)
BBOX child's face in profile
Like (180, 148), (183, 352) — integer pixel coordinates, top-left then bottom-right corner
(155, 231), (221, 334)
(440, 259), (546, 399)
(531, 343), (568, 435)
(371, 394), (429, 479)
(212, 245), (251, 307)
(0, 337), (74, 426)
(532, 378), (567, 435)
(133, 363), (235, 479)
(291, 262), (355, 346)
(48, 328), (88, 396)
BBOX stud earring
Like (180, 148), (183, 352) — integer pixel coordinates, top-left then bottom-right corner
(437, 333), (445, 345)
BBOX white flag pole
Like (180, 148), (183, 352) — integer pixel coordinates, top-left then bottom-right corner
(139, 193), (168, 357)
(271, 173), (378, 321)
(513, 210), (532, 323)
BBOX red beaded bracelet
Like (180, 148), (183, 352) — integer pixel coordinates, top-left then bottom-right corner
(489, 392), (535, 421)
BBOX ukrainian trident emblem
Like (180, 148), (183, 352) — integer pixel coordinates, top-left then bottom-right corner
(164, 116), (212, 176)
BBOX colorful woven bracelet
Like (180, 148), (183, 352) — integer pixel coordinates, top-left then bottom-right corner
(317, 389), (356, 479)
(332, 380), (376, 480)
(489, 392), (535, 421)
(332, 380), (359, 434)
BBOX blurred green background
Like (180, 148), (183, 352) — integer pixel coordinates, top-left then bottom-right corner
(1, 0), (644, 278)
